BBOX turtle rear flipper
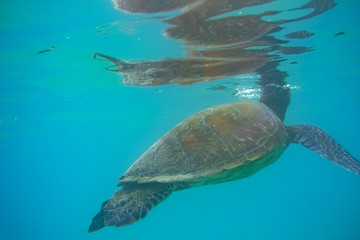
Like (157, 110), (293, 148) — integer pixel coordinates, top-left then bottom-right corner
(88, 183), (174, 232)
(289, 124), (360, 175)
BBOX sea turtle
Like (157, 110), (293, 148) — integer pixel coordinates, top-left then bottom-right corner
(88, 100), (359, 232)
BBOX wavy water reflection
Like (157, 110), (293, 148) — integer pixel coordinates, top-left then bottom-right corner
(97, 0), (336, 89)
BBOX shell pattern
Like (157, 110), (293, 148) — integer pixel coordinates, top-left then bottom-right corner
(121, 101), (288, 185)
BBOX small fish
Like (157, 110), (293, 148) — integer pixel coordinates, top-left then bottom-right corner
(207, 85), (227, 91)
(38, 46), (55, 54)
(334, 32), (345, 37)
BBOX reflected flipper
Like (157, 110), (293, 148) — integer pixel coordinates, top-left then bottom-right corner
(88, 183), (174, 232)
(289, 124), (360, 175)
(93, 52), (134, 72)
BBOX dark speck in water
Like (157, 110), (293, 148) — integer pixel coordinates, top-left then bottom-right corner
(207, 85), (227, 91)
(38, 46), (55, 54)
(334, 32), (345, 36)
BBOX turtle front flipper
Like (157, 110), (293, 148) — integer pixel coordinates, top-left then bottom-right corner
(289, 124), (360, 175)
(88, 183), (174, 232)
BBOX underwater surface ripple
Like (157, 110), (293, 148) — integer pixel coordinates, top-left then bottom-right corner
(0, 0), (359, 240)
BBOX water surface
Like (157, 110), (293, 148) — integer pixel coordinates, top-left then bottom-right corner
(1, 0), (360, 240)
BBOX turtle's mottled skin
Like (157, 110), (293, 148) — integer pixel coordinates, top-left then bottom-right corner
(89, 101), (359, 232)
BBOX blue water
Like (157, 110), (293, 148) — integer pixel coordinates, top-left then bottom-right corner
(1, 0), (360, 240)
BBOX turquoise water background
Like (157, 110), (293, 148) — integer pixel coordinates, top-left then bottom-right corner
(1, 0), (360, 240)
